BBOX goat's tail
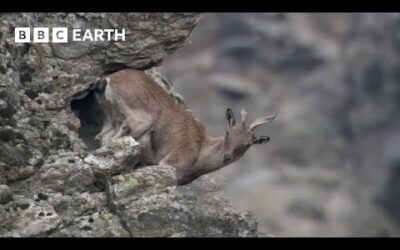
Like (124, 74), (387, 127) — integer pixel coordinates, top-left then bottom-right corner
(90, 77), (109, 93)
(70, 77), (110, 101)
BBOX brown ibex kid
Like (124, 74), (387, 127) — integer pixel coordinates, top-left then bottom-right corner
(93, 69), (277, 185)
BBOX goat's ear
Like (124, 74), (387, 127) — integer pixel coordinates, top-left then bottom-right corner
(253, 136), (270, 144)
(226, 108), (236, 128)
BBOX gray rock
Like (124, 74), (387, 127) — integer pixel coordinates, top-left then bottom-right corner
(84, 136), (141, 177)
(0, 185), (12, 205)
(6, 165), (36, 182)
(51, 212), (130, 237)
(38, 152), (96, 194)
(108, 166), (257, 237)
(1, 201), (61, 237)
(12, 195), (32, 210)
(108, 165), (178, 208)
(47, 191), (108, 218)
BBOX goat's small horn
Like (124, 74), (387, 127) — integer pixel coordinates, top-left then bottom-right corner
(241, 108), (248, 125)
(249, 112), (277, 131)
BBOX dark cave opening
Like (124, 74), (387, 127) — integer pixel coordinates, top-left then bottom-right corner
(70, 91), (104, 151)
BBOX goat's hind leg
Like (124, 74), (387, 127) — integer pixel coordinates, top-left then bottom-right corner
(126, 111), (154, 139)
(94, 86), (114, 146)
(94, 102), (116, 146)
(97, 118), (130, 146)
(95, 118), (112, 144)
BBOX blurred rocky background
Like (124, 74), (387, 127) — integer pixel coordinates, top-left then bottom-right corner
(159, 13), (400, 237)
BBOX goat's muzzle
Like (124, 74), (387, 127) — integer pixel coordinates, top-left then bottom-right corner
(223, 154), (232, 164)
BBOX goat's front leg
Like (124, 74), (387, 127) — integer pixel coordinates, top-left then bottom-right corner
(159, 148), (199, 185)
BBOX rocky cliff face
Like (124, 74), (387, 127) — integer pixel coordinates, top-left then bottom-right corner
(0, 13), (258, 237)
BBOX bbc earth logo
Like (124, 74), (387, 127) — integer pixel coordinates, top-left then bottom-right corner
(14, 27), (126, 43)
